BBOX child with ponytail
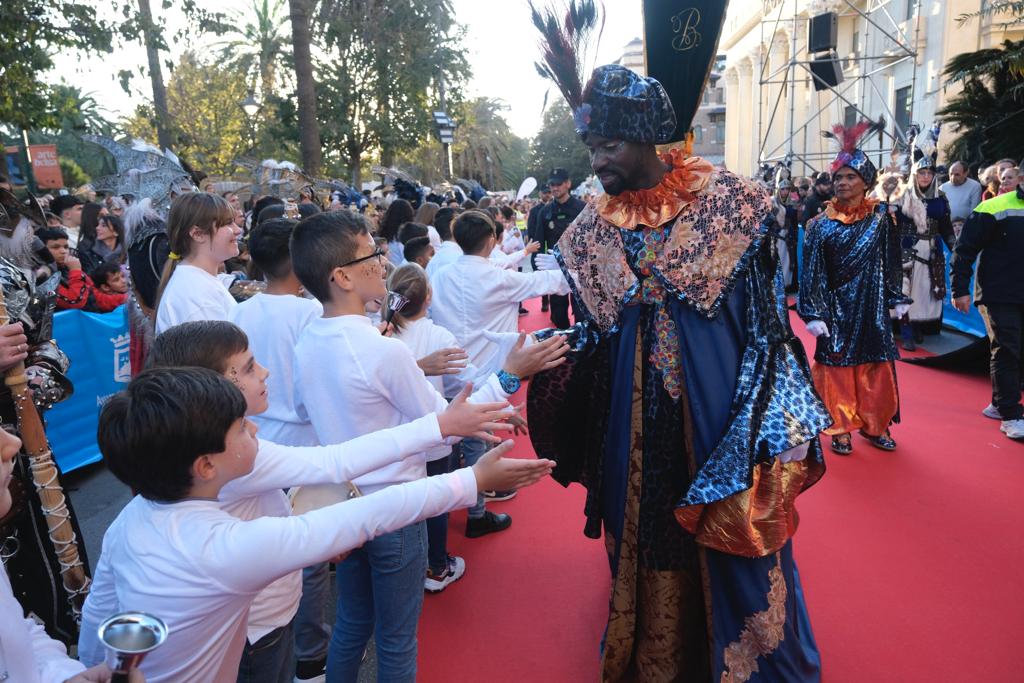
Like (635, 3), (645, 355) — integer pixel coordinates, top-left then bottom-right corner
(155, 193), (241, 334)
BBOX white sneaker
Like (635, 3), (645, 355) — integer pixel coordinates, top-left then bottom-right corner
(1000, 419), (1024, 439)
(982, 403), (1002, 420)
(425, 554), (466, 593)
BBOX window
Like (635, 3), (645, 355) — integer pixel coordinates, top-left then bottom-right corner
(703, 89), (711, 105)
(852, 30), (860, 56)
(895, 85), (912, 135)
(694, 125), (704, 144)
(716, 88), (725, 104)
(715, 120), (726, 144)
(905, 0), (916, 21)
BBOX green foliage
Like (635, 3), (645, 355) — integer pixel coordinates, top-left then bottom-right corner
(938, 40), (1024, 165)
(528, 101), (592, 186)
(58, 157), (90, 188)
(121, 52), (252, 175)
(313, 0), (471, 183)
(0, 1), (114, 129)
(957, 2), (1024, 27)
(450, 98), (527, 190)
(211, 0), (289, 99)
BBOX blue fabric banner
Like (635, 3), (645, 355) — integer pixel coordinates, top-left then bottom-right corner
(47, 306), (130, 473)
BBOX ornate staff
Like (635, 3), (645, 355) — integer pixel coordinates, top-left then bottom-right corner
(0, 285), (90, 620)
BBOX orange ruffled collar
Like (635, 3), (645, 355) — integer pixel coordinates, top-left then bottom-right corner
(823, 196), (880, 223)
(596, 148), (714, 230)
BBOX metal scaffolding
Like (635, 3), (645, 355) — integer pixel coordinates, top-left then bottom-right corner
(757, 0), (923, 176)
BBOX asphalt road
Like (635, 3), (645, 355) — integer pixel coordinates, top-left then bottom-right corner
(64, 461), (379, 681)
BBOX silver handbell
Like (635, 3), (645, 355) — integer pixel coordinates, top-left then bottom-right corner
(381, 291), (410, 332)
(98, 612), (168, 682)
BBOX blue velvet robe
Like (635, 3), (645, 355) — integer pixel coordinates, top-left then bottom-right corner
(528, 184), (831, 681)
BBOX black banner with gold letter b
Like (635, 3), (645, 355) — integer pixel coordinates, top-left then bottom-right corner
(643, 0), (730, 143)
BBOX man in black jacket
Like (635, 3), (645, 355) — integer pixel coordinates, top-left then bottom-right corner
(527, 183), (552, 311)
(539, 168), (586, 327)
(800, 172), (833, 226)
(951, 180), (1024, 440)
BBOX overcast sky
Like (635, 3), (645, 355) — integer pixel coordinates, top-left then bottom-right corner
(53, 0), (643, 140)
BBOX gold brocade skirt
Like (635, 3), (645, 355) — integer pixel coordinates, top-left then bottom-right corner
(811, 361), (899, 437)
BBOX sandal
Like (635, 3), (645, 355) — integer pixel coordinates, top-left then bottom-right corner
(859, 429), (897, 451)
(830, 434), (853, 455)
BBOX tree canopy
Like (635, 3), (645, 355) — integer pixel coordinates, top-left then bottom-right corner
(528, 101), (592, 187)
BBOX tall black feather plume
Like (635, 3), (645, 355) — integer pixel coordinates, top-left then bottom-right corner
(529, 0), (604, 111)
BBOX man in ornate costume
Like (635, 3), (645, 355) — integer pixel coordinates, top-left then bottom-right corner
(526, 4), (830, 679)
(896, 125), (954, 340)
(0, 189), (88, 645)
(798, 122), (911, 456)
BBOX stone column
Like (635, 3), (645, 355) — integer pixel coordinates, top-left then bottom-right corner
(724, 68), (741, 171)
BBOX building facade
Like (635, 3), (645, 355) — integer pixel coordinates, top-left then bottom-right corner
(722, 0), (1024, 178)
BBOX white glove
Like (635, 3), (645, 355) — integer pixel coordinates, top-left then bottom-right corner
(892, 303), (910, 319)
(778, 442), (810, 464)
(805, 320), (829, 338)
(535, 253), (560, 271)
(482, 330), (533, 367)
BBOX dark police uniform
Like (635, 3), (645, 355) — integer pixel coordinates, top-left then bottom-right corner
(540, 194), (586, 328)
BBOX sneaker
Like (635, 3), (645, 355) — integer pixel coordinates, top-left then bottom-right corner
(482, 489), (517, 502)
(982, 403), (1002, 420)
(424, 554), (466, 593)
(465, 511), (511, 538)
(1000, 419), (1024, 439)
(295, 657), (327, 682)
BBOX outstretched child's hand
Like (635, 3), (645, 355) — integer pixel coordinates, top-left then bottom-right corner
(502, 333), (568, 378)
(437, 382), (516, 443)
(471, 440), (554, 492)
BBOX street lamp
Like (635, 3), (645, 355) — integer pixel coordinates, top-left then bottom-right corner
(241, 95), (261, 118)
(432, 111), (456, 179)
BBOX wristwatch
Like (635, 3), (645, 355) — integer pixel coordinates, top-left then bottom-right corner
(496, 369), (522, 395)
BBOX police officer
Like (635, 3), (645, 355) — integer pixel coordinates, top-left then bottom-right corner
(527, 183), (553, 311)
(540, 168), (586, 328)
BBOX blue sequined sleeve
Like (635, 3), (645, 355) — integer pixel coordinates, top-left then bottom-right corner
(796, 218), (830, 324)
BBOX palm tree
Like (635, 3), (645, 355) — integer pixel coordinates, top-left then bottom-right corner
(937, 39), (1024, 164)
(289, 0), (322, 175)
(212, 0), (289, 102)
(453, 98), (516, 189)
(137, 0), (172, 149)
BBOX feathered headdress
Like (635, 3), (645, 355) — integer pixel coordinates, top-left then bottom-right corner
(821, 117), (886, 186)
(530, 0), (604, 114)
(83, 135), (195, 214)
(909, 122), (940, 174)
(530, 1), (676, 144)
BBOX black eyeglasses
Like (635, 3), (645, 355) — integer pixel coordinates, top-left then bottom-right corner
(337, 248), (384, 269)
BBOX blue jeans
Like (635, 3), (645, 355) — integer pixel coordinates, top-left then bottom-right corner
(295, 562), (331, 662)
(236, 620), (294, 683)
(326, 521), (427, 683)
(460, 437), (490, 518)
(425, 450), (456, 572)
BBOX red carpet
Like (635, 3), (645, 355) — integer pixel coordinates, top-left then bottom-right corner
(418, 298), (1024, 681)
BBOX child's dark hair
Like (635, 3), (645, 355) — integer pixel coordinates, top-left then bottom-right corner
(36, 226), (69, 243)
(252, 196), (284, 225)
(147, 320), (250, 375)
(434, 207), (456, 241)
(90, 261), (122, 288)
(386, 263), (429, 331)
(402, 236), (432, 264)
(397, 222), (429, 245)
(453, 210), (496, 254)
(248, 217), (298, 280)
(378, 199), (414, 242)
(500, 205), (515, 221)
(291, 210), (370, 303)
(98, 367), (247, 502)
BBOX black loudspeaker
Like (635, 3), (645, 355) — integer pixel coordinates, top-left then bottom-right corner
(810, 51), (844, 91)
(808, 12), (839, 53)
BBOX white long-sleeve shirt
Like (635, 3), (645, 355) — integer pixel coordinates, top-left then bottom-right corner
(0, 567), (85, 683)
(489, 244), (530, 270)
(155, 264), (237, 333)
(229, 292), (323, 447)
(426, 240), (462, 281)
(294, 314), (509, 494)
(430, 254), (569, 369)
(78, 428), (473, 683)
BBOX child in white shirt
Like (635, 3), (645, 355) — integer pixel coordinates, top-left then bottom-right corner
(79, 366), (552, 683)
(155, 192), (241, 334)
(289, 211), (567, 681)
